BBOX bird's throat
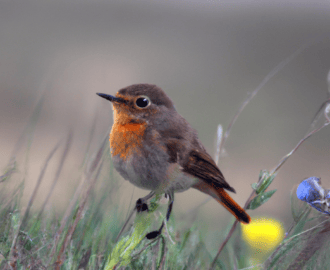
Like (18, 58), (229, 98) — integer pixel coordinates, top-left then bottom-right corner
(110, 108), (146, 160)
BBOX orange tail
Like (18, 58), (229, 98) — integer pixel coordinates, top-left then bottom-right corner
(193, 182), (251, 224)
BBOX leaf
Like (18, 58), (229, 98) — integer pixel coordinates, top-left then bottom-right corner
(251, 183), (258, 190)
(105, 196), (161, 269)
(256, 171), (276, 194)
(247, 189), (277, 210)
(290, 207), (311, 238)
(265, 219), (330, 270)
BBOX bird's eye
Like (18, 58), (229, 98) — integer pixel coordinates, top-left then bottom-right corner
(135, 96), (151, 108)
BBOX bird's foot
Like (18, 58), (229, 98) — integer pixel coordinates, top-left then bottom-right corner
(135, 191), (155, 213)
(145, 192), (174, 240)
(145, 222), (164, 239)
(136, 198), (149, 213)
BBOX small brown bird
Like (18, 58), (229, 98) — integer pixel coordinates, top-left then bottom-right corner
(97, 84), (250, 237)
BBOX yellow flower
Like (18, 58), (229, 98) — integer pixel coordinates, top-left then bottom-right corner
(241, 217), (284, 254)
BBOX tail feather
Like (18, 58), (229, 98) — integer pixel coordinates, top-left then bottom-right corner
(214, 188), (251, 224)
(193, 181), (251, 224)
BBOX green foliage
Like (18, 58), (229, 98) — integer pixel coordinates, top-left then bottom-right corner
(2, 71), (328, 269)
(1, 125), (323, 270)
(0, 152), (121, 269)
(247, 190), (277, 210)
(105, 196), (162, 269)
(0, 154), (252, 270)
(256, 170), (276, 194)
(248, 170), (277, 210)
(265, 190), (330, 270)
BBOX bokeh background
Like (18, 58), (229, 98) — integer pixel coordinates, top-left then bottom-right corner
(1, 0), (330, 239)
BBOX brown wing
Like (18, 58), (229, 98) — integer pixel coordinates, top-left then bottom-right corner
(182, 149), (236, 193)
(158, 128), (184, 164)
(157, 115), (236, 193)
(161, 129), (248, 223)
(163, 136), (236, 193)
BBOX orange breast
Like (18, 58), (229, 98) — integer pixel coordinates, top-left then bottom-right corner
(109, 109), (146, 160)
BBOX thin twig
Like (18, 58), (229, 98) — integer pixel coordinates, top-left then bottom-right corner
(37, 131), (73, 219)
(131, 238), (159, 260)
(47, 180), (85, 267)
(22, 140), (62, 227)
(46, 133), (107, 267)
(309, 98), (330, 131)
(8, 141), (61, 267)
(210, 102), (330, 269)
(209, 42), (322, 268)
(200, 43), (313, 211)
(270, 122), (329, 176)
(46, 171), (85, 267)
(115, 191), (155, 242)
(115, 182), (136, 242)
(158, 236), (167, 270)
(217, 43), (312, 159)
(209, 189), (256, 270)
(151, 239), (160, 270)
(163, 216), (175, 245)
(81, 109), (99, 167)
(310, 70), (330, 130)
(1, 185), (22, 210)
(115, 208), (136, 243)
(264, 218), (329, 268)
(8, 94), (45, 168)
(0, 162), (16, 183)
(56, 159), (104, 266)
(125, 187), (135, 225)
(19, 243), (49, 264)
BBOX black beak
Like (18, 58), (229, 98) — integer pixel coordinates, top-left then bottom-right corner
(96, 93), (127, 104)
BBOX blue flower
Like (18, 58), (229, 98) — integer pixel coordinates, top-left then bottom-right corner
(296, 177), (324, 203)
(296, 177), (330, 215)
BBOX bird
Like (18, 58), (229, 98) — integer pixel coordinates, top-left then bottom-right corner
(97, 84), (250, 238)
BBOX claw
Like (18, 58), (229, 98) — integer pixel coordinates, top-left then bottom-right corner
(145, 222), (164, 239)
(146, 230), (161, 239)
(136, 199), (149, 212)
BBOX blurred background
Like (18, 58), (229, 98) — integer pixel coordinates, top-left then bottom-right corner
(1, 0), (330, 243)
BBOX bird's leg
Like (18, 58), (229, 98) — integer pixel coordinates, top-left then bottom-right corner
(146, 192), (174, 239)
(136, 191), (155, 212)
(165, 193), (174, 221)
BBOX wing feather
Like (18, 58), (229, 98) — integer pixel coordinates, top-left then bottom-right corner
(182, 149), (236, 193)
(163, 136), (236, 193)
